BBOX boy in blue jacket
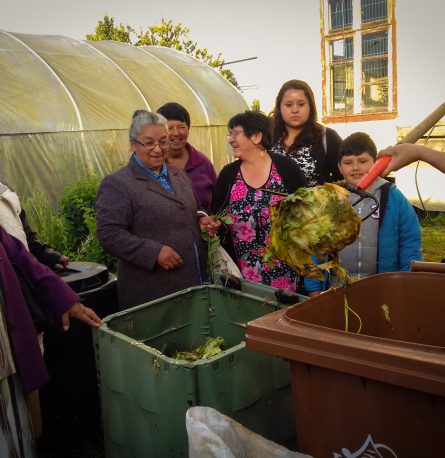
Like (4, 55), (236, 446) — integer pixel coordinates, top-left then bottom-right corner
(305, 132), (423, 296)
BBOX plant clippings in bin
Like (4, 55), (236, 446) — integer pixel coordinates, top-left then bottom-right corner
(174, 337), (225, 362)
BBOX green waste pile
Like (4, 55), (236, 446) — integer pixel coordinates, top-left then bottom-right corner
(174, 336), (225, 362)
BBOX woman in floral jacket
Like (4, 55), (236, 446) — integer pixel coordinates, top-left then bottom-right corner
(211, 111), (307, 292)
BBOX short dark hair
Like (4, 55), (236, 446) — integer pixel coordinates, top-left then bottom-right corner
(338, 132), (377, 162)
(228, 111), (272, 150)
(156, 102), (191, 128)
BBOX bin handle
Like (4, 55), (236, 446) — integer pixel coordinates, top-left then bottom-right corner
(409, 260), (445, 273)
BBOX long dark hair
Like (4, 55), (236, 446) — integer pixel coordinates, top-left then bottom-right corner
(270, 79), (322, 149)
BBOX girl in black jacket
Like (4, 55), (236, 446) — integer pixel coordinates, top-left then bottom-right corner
(270, 79), (343, 186)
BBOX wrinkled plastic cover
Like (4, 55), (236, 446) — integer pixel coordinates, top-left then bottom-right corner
(186, 406), (311, 458)
(0, 31), (247, 204)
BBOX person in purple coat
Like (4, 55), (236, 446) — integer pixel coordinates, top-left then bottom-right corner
(157, 102), (217, 213)
(0, 225), (101, 456)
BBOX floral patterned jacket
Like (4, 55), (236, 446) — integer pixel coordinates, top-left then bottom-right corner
(211, 152), (307, 262)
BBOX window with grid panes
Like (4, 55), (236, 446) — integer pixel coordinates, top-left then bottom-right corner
(361, 30), (388, 111)
(330, 37), (354, 113)
(330, 0), (353, 29)
(322, 0), (395, 120)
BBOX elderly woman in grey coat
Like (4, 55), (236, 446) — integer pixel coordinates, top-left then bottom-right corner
(96, 110), (219, 310)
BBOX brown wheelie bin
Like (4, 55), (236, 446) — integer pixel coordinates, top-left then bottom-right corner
(246, 263), (445, 458)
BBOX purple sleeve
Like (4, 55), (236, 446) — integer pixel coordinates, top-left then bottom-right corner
(0, 226), (79, 319)
(205, 159), (217, 186)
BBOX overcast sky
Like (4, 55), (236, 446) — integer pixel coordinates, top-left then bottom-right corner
(1, 0), (316, 111)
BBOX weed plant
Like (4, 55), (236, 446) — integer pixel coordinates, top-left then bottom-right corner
(22, 178), (117, 272)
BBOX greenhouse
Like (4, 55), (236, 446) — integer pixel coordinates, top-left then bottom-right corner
(0, 30), (248, 204)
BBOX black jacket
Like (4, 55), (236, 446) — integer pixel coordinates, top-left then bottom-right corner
(20, 209), (62, 268)
(323, 127), (343, 182)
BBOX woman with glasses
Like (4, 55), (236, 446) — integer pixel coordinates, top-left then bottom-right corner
(156, 102), (217, 213)
(96, 110), (219, 310)
(211, 111), (307, 292)
(270, 80), (343, 186)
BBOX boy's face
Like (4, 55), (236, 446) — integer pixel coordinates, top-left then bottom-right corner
(338, 152), (375, 186)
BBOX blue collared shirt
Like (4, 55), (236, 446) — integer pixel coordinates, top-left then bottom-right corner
(132, 153), (174, 194)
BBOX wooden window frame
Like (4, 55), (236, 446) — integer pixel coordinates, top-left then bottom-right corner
(321, 0), (397, 123)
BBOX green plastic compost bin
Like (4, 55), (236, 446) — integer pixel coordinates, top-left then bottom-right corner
(246, 270), (445, 458)
(93, 284), (304, 458)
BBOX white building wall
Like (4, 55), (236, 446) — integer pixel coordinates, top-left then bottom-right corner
(395, 1), (445, 128)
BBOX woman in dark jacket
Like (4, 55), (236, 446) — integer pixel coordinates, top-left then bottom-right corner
(211, 110), (307, 292)
(96, 110), (219, 310)
(0, 226), (101, 456)
(270, 79), (343, 186)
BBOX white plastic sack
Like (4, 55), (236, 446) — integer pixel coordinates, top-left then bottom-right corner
(212, 246), (243, 279)
(186, 406), (312, 458)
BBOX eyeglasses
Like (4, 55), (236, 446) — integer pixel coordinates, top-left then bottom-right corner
(227, 129), (245, 138)
(133, 138), (170, 150)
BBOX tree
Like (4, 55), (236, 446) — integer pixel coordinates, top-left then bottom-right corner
(251, 99), (261, 111)
(86, 15), (239, 88)
(85, 14), (133, 43)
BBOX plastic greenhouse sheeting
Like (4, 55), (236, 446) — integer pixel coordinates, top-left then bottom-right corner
(0, 30), (248, 204)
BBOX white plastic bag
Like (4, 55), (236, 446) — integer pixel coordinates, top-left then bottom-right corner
(212, 246), (243, 278)
(186, 406), (312, 458)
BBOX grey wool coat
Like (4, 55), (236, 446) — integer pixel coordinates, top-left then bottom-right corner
(96, 159), (207, 310)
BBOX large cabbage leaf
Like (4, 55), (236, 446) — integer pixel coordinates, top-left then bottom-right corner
(266, 183), (361, 280)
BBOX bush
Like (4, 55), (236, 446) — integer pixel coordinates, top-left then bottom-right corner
(60, 177), (101, 247)
(22, 177), (117, 272)
(73, 205), (117, 270)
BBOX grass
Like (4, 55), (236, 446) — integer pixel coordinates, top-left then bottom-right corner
(21, 190), (72, 257)
(418, 212), (445, 262)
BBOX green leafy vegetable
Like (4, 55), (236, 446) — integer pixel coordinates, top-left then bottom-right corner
(381, 303), (392, 327)
(174, 336), (225, 362)
(265, 183), (361, 280)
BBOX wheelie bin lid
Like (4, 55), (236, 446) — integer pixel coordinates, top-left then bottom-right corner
(246, 270), (445, 397)
(57, 261), (109, 293)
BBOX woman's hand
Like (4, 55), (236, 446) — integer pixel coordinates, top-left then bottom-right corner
(61, 302), (102, 331)
(54, 254), (70, 270)
(378, 143), (445, 175)
(199, 216), (221, 238)
(377, 144), (421, 175)
(157, 245), (184, 270)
